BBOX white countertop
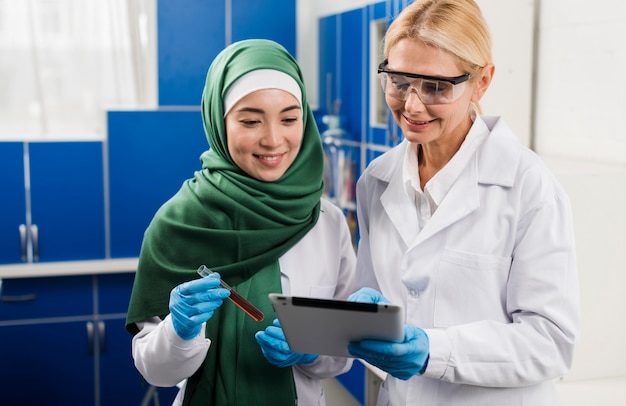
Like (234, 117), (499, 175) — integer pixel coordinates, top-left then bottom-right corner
(0, 258), (138, 279)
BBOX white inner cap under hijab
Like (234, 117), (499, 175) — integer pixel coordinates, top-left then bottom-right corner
(223, 69), (302, 117)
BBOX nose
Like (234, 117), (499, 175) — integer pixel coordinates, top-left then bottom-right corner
(259, 123), (281, 147)
(404, 87), (426, 112)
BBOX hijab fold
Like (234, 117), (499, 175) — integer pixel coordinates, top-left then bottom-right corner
(126, 39), (324, 405)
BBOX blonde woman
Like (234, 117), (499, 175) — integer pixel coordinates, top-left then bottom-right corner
(348, 1), (580, 404)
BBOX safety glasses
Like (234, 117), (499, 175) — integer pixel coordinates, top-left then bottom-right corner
(377, 62), (472, 105)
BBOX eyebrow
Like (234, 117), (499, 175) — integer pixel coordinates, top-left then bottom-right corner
(234, 105), (301, 114)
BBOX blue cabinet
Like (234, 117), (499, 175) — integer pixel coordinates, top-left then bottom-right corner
(0, 141), (105, 265)
(0, 273), (178, 405)
(318, 1), (393, 177)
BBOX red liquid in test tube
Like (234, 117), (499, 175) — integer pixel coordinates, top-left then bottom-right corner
(197, 265), (265, 322)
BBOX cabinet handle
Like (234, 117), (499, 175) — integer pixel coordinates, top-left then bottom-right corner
(87, 321), (95, 355)
(31, 224), (39, 261)
(97, 320), (106, 354)
(0, 293), (37, 302)
(19, 224), (27, 261)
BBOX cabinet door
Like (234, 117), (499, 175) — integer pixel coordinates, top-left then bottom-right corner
(0, 142), (26, 264)
(97, 273), (148, 404)
(157, 0), (225, 106)
(108, 110), (207, 258)
(29, 141), (105, 262)
(99, 318), (180, 405)
(0, 320), (95, 405)
(97, 273), (179, 405)
(231, 0), (296, 53)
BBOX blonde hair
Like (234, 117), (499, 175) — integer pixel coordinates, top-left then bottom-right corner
(384, 0), (492, 111)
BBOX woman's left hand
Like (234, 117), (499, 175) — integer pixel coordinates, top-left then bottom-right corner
(255, 318), (319, 367)
(348, 324), (430, 380)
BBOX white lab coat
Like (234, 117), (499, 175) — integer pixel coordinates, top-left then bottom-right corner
(132, 198), (356, 406)
(354, 116), (580, 405)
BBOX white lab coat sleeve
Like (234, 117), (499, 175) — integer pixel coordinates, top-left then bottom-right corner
(294, 355), (353, 379)
(132, 315), (210, 387)
(326, 200), (359, 300)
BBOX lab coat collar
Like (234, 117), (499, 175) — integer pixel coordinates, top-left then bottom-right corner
(368, 116), (520, 186)
(370, 116), (521, 247)
(476, 116), (520, 187)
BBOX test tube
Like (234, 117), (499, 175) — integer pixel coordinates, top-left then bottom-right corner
(197, 265), (265, 322)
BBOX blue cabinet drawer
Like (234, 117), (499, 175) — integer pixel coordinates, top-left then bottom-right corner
(0, 275), (94, 321)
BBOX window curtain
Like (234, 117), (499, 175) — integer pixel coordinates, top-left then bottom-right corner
(0, 0), (157, 140)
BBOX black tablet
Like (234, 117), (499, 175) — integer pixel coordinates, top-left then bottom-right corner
(268, 293), (404, 357)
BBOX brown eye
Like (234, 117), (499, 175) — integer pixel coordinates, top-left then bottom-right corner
(241, 119), (261, 126)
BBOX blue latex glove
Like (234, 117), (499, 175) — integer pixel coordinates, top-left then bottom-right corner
(348, 324), (430, 380)
(348, 287), (392, 304)
(255, 318), (319, 367)
(169, 273), (230, 340)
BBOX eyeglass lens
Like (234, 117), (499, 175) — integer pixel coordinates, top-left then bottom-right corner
(379, 72), (466, 104)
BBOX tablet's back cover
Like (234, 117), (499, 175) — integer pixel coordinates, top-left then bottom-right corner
(269, 294), (404, 357)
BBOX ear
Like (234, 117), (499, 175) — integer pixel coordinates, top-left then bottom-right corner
(472, 63), (495, 102)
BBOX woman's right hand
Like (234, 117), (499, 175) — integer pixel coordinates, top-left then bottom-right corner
(348, 287), (391, 304)
(169, 273), (230, 340)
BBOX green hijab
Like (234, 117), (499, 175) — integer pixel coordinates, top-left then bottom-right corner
(126, 39), (324, 405)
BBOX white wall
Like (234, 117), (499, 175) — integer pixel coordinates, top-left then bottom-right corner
(298, 0), (626, 394)
(545, 157), (626, 382)
(535, 1), (626, 165)
(536, 2), (626, 386)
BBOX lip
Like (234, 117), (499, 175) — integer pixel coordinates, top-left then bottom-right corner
(403, 114), (436, 131)
(254, 153), (284, 167)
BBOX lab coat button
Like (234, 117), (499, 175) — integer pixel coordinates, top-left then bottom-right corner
(409, 289), (419, 298)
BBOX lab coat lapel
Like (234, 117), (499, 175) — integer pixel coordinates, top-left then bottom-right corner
(413, 155), (480, 246)
(410, 115), (519, 246)
(380, 162), (420, 248)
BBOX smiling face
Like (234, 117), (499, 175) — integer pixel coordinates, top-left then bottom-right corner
(225, 88), (303, 182)
(385, 38), (491, 151)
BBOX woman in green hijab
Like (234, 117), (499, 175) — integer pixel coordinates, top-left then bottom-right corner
(125, 39), (356, 406)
